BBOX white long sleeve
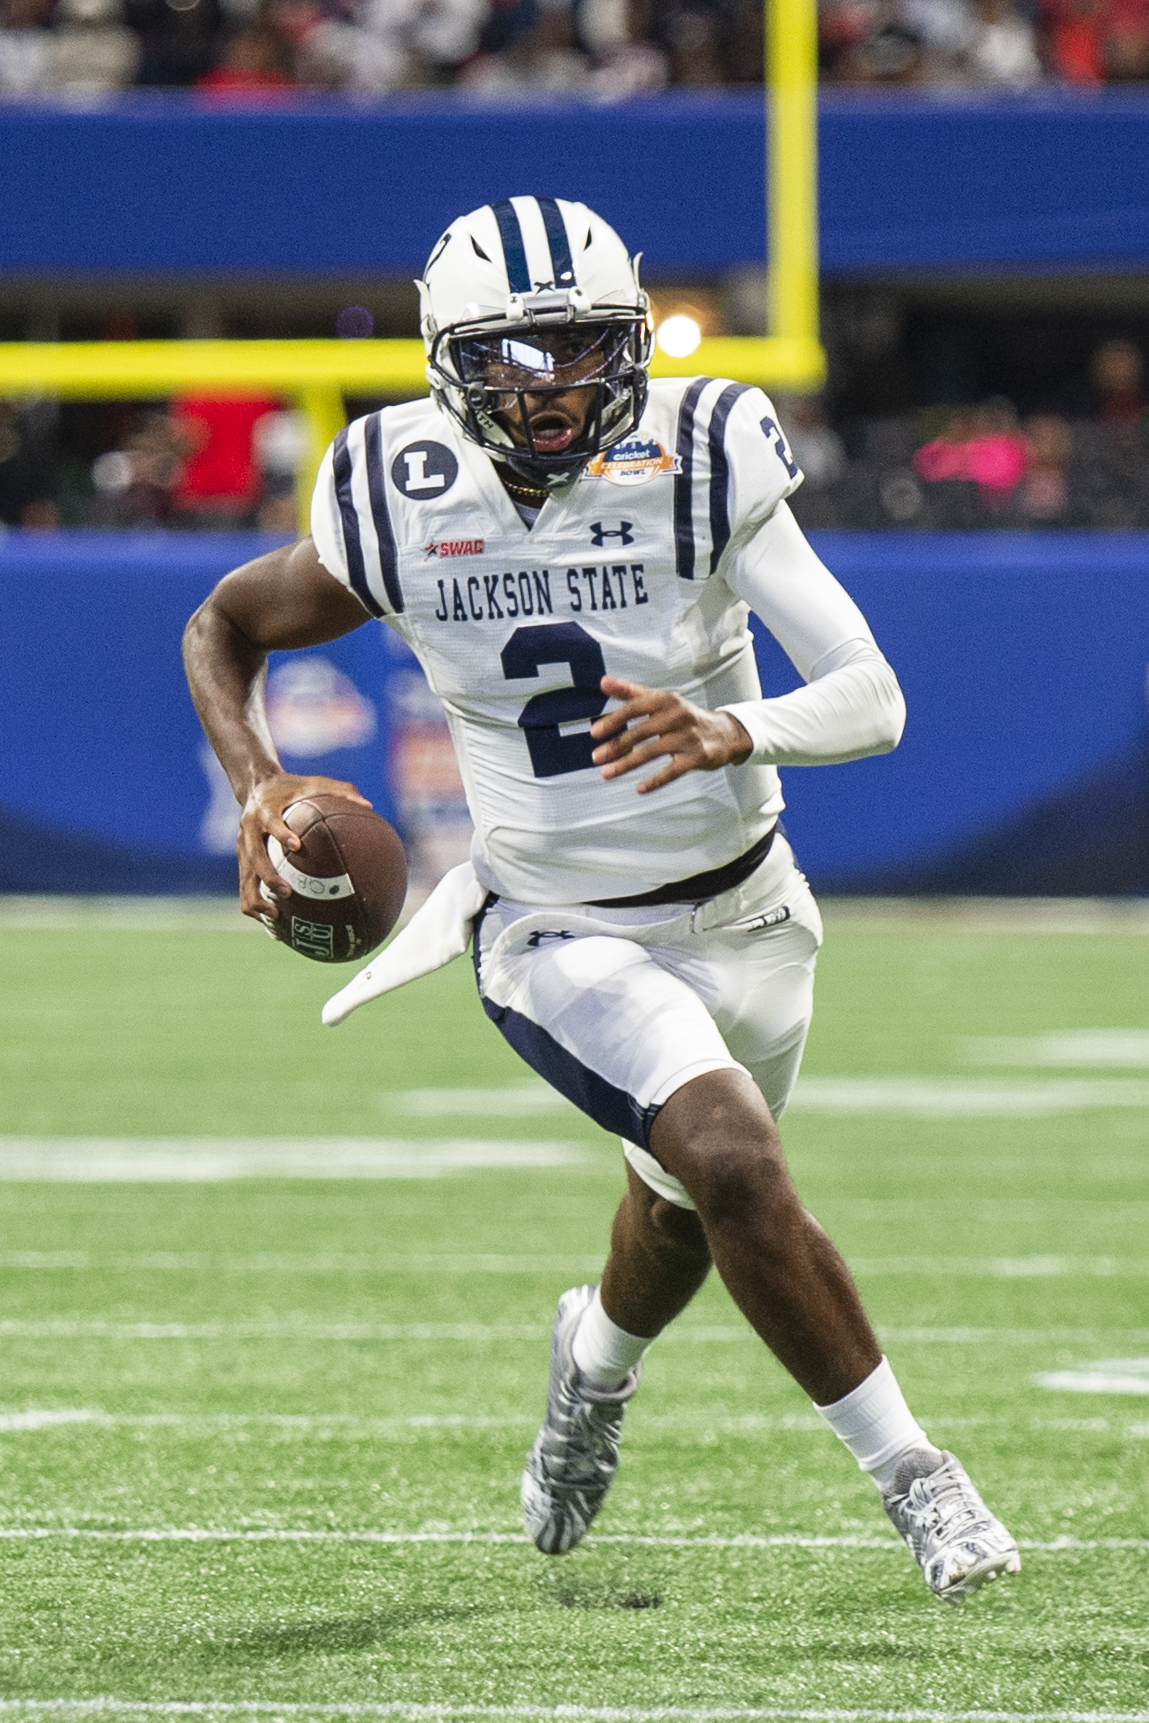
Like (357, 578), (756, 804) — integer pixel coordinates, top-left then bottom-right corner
(719, 502), (906, 766)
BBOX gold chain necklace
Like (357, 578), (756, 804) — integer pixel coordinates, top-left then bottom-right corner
(500, 473), (549, 503)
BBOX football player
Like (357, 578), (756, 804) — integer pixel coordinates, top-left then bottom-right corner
(184, 196), (1019, 1603)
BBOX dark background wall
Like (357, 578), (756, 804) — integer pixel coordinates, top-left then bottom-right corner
(4, 92), (1149, 279)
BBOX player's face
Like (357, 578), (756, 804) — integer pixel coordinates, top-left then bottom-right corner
(456, 324), (632, 457)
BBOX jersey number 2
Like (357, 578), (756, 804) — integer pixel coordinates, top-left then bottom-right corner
(501, 622), (608, 779)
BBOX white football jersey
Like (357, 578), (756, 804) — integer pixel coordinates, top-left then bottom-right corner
(311, 376), (807, 905)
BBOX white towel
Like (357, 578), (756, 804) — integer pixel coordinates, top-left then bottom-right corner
(321, 861), (488, 1027)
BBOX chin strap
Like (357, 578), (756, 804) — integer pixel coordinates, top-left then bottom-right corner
(321, 861), (488, 1027)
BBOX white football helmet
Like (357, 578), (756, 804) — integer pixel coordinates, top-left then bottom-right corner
(418, 196), (652, 487)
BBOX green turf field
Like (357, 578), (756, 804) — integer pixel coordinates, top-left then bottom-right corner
(0, 898), (1147, 1720)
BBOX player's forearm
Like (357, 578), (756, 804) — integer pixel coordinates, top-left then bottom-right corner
(182, 599), (283, 802)
(721, 651), (906, 767)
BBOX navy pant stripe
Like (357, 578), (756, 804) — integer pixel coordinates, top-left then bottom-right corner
(472, 898), (661, 1152)
(537, 196), (574, 285)
(673, 376), (710, 581)
(364, 413), (404, 614)
(478, 991), (661, 1153)
(331, 429), (383, 619)
(707, 382), (753, 575)
(491, 200), (532, 294)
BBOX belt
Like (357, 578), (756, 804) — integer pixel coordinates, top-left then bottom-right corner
(587, 825), (778, 910)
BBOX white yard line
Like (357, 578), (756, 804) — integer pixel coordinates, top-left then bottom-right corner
(962, 1030), (1149, 1068)
(1, 1706), (1148, 1723)
(0, 1409), (1146, 1438)
(787, 1078), (1149, 1116)
(0, 1141), (593, 1182)
(379, 1077), (1149, 1120)
(4, 1253), (1148, 1278)
(0, 1321), (552, 1341)
(0, 1527), (1141, 1553)
(0, 1709), (1148, 1723)
(1037, 1361), (1149, 1396)
(851, 1258), (1149, 1278)
(0, 1321), (1144, 1345)
(0, 1253), (609, 1274)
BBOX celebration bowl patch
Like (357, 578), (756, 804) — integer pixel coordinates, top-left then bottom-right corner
(585, 439), (682, 487)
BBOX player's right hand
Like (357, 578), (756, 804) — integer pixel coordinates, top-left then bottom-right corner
(237, 772), (373, 922)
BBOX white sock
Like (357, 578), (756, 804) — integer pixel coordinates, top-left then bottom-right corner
(814, 1356), (941, 1493)
(571, 1285), (652, 1390)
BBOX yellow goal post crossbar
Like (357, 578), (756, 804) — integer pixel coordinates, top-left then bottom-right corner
(0, 0), (821, 532)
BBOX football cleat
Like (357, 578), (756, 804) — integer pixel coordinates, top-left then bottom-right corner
(521, 1284), (642, 1554)
(883, 1449), (1021, 1603)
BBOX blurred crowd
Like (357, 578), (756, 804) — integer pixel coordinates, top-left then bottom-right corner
(786, 338), (1149, 530)
(1, 337), (1147, 533)
(820, 0), (1149, 87)
(0, 394), (302, 531)
(0, 0), (1146, 95)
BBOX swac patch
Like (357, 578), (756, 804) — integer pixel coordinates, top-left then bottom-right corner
(424, 538), (485, 558)
(585, 438), (682, 487)
(391, 441), (459, 499)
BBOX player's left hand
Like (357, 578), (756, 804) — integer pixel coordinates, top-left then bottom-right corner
(590, 675), (753, 794)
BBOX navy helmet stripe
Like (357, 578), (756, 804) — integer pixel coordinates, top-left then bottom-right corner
(537, 197), (575, 285)
(363, 414), (404, 614)
(491, 200), (532, 294)
(673, 376), (710, 581)
(331, 429), (383, 619)
(707, 383), (753, 575)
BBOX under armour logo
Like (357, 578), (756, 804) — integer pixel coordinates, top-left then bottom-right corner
(590, 521), (634, 547)
(526, 930), (575, 948)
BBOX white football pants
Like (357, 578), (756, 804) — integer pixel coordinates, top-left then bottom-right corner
(473, 834), (823, 1209)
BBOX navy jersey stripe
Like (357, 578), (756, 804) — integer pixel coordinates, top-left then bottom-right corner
(491, 199), (531, 294)
(707, 382), (753, 575)
(537, 196), (574, 285)
(331, 429), (383, 619)
(673, 376), (710, 581)
(363, 414), (403, 615)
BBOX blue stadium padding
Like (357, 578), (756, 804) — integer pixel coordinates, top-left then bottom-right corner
(0, 530), (395, 887)
(773, 531), (1149, 882)
(3, 529), (1148, 893)
(3, 91), (1149, 276)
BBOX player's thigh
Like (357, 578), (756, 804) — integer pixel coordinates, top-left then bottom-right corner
(659, 907), (820, 1124)
(727, 914), (820, 1119)
(474, 907), (739, 1152)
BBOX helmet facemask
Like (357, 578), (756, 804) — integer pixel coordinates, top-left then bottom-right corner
(427, 296), (652, 488)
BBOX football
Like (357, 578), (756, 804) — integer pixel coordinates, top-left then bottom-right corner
(262, 794), (408, 964)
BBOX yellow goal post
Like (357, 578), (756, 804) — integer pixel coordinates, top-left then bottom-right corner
(0, 0), (822, 534)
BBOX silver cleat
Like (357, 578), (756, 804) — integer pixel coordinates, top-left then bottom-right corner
(521, 1284), (642, 1554)
(883, 1449), (1021, 1603)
